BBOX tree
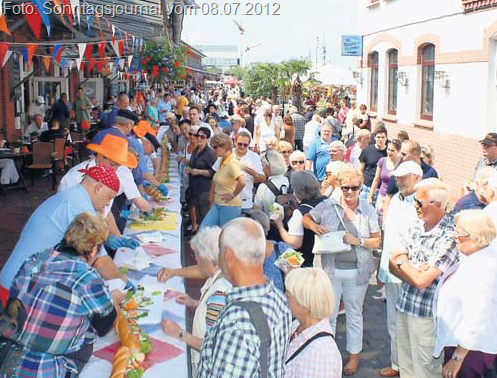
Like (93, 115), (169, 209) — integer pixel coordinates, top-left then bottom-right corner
(243, 63), (281, 102)
(285, 59), (312, 110)
(228, 66), (247, 81)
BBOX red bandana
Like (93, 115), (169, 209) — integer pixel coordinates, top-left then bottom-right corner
(78, 164), (120, 193)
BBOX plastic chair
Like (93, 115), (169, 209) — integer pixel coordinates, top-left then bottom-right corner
(27, 142), (56, 190)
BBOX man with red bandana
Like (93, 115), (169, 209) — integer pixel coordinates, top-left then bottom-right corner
(0, 165), (129, 304)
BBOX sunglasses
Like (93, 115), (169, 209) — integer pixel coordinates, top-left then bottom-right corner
(341, 186), (361, 192)
(291, 160), (305, 165)
(281, 150), (292, 154)
(196, 134), (207, 140)
(189, 132), (197, 136)
(237, 142), (249, 147)
(414, 197), (432, 208)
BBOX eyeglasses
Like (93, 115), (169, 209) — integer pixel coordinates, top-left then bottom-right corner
(414, 197), (432, 208)
(196, 134), (207, 140)
(237, 142), (249, 147)
(341, 186), (360, 192)
(291, 160), (305, 165)
(453, 230), (470, 240)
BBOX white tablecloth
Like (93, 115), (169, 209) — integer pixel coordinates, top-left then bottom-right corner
(80, 154), (188, 378)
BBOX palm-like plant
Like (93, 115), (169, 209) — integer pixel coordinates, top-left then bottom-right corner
(285, 59), (311, 110)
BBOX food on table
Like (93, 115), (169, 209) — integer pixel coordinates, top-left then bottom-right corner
(109, 346), (145, 378)
(114, 309), (140, 351)
(268, 203), (284, 220)
(151, 290), (162, 296)
(140, 207), (168, 222)
(120, 266), (129, 275)
(124, 298), (137, 311)
(144, 186), (167, 202)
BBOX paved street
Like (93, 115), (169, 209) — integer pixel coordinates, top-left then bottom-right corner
(336, 283), (391, 378)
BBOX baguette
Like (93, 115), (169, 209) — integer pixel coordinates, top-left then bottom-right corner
(114, 309), (140, 351)
(110, 346), (131, 378)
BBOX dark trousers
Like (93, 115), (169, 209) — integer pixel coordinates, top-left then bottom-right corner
(294, 139), (303, 151)
(192, 191), (211, 226)
(444, 347), (497, 378)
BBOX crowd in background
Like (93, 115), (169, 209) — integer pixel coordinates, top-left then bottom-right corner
(1, 81), (497, 378)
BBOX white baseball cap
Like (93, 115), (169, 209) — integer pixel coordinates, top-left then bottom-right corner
(36, 96), (45, 104)
(391, 161), (423, 177)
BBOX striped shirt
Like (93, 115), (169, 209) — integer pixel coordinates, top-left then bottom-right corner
(0, 248), (113, 377)
(197, 281), (292, 378)
(396, 214), (459, 318)
(291, 113), (306, 140)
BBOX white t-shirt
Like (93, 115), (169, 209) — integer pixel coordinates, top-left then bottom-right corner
(349, 145), (363, 168)
(58, 157), (141, 217)
(287, 209), (304, 236)
(24, 122), (48, 140)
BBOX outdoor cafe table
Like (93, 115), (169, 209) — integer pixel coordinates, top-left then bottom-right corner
(80, 154), (188, 378)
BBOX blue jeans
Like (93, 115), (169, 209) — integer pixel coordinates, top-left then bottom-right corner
(200, 204), (241, 229)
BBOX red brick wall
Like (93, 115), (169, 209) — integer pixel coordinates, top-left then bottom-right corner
(376, 119), (481, 205)
(0, 65), (17, 141)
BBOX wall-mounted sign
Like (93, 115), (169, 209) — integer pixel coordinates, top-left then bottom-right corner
(341, 35), (363, 57)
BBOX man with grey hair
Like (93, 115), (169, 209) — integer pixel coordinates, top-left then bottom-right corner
(389, 178), (459, 378)
(305, 122), (335, 182)
(377, 162), (422, 377)
(349, 129), (371, 168)
(254, 150), (289, 215)
(289, 105), (306, 151)
(197, 218), (291, 378)
(330, 140), (346, 162)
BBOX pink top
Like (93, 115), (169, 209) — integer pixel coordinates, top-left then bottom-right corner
(338, 107), (349, 124)
(285, 319), (342, 378)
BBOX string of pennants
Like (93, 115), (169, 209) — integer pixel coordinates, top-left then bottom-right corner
(0, 40), (147, 80)
(0, 0), (145, 59)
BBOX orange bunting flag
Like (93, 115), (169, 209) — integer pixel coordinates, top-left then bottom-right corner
(0, 15), (11, 36)
(43, 55), (50, 72)
(24, 44), (38, 68)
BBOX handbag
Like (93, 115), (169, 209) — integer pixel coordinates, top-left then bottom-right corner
(344, 124), (356, 148)
(312, 204), (352, 254)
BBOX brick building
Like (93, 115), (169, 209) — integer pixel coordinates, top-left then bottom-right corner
(355, 0), (497, 202)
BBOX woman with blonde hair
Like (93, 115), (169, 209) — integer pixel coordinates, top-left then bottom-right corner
(278, 140), (294, 168)
(303, 164), (381, 375)
(201, 133), (246, 228)
(0, 213), (119, 377)
(285, 268), (342, 378)
(434, 209), (497, 378)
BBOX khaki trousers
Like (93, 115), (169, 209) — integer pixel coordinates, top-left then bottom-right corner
(396, 311), (442, 378)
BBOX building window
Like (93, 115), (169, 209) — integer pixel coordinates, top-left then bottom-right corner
(387, 49), (398, 115)
(420, 44), (435, 120)
(369, 52), (379, 112)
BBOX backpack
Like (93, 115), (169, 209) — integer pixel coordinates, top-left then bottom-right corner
(264, 180), (298, 222)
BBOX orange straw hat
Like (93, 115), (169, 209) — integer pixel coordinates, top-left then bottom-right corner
(86, 134), (138, 168)
(133, 120), (155, 138)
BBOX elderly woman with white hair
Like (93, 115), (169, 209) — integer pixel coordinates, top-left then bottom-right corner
(275, 171), (327, 267)
(303, 114), (323, 155)
(158, 227), (231, 376)
(284, 268), (342, 378)
(433, 210), (497, 378)
(321, 161), (345, 201)
(255, 150), (289, 215)
(289, 150), (306, 174)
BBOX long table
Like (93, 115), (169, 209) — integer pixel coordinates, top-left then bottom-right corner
(80, 154), (188, 378)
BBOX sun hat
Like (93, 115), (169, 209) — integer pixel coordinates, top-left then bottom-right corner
(133, 120), (154, 138)
(36, 96), (45, 104)
(391, 161), (423, 177)
(86, 134), (138, 168)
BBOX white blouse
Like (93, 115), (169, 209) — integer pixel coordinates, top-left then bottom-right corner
(433, 243), (497, 357)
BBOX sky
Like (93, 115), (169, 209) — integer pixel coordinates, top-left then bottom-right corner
(182, 0), (359, 70)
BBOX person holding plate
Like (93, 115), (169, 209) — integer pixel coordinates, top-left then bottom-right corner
(302, 164), (381, 376)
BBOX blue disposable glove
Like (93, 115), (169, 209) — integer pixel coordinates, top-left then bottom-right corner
(105, 235), (140, 250)
(120, 209), (132, 220)
(124, 280), (136, 293)
(142, 181), (151, 188)
(157, 184), (169, 197)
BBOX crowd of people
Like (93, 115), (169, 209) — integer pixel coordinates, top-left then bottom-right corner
(0, 83), (496, 378)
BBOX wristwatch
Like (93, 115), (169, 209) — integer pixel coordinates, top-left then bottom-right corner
(359, 238), (365, 247)
(397, 259), (408, 269)
(178, 331), (184, 340)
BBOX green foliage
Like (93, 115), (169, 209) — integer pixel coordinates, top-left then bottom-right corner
(140, 38), (186, 81)
(243, 59), (311, 100)
(228, 66), (247, 80)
